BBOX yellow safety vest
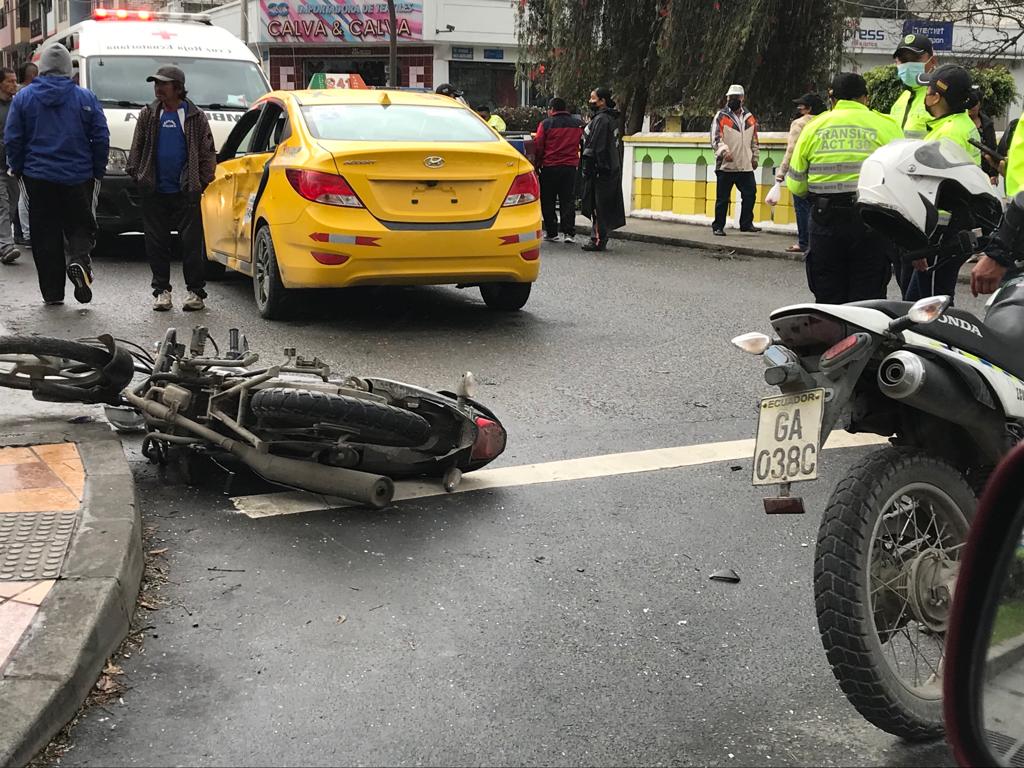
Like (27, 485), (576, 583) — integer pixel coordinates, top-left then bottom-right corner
(786, 100), (904, 198)
(924, 111), (981, 165)
(890, 87), (929, 139)
(1007, 117), (1024, 197)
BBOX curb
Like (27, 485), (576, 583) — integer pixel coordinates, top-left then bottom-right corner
(0, 418), (141, 768)
(609, 227), (975, 286)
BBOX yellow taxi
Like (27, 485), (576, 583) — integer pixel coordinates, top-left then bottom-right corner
(201, 88), (542, 319)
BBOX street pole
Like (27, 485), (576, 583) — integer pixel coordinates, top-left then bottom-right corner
(241, 0), (249, 45)
(387, 0), (398, 88)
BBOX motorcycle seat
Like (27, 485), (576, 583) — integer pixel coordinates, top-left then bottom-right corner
(851, 297), (1024, 381)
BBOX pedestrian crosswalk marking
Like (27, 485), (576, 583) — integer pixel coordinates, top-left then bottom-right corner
(230, 431), (887, 519)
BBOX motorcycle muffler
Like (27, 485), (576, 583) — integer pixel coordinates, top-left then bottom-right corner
(877, 351), (1005, 460)
(125, 391), (394, 509)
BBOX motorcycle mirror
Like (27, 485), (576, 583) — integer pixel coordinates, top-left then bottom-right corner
(731, 332), (772, 355)
(944, 442), (1024, 767)
(457, 371), (477, 399)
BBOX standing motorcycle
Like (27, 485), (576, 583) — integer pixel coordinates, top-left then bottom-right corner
(732, 139), (1024, 739)
(0, 326), (508, 508)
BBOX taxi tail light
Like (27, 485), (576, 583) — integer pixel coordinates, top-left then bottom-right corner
(502, 172), (539, 206)
(470, 417), (506, 462)
(520, 247), (540, 261)
(285, 169), (364, 208)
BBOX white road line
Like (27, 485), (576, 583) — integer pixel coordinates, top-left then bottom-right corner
(231, 431), (888, 519)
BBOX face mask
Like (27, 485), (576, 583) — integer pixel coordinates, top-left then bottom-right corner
(588, 100), (600, 112)
(897, 61), (926, 87)
(728, 98), (741, 111)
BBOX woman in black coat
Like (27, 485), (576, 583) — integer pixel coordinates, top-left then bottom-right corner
(580, 87), (626, 251)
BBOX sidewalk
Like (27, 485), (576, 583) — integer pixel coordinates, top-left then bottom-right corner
(579, 215), (975, 285)
(0, 388), (141, 767)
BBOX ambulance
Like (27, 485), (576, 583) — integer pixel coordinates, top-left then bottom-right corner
(38, 9), (270, 234)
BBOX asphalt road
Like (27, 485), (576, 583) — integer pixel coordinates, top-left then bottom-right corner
(1, 236), (985, 767)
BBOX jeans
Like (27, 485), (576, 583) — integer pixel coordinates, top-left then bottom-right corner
(793, 193), (811, 251)
(713, 170), (756, 230)
(24, 176), (96, 302)
(142, 191), (207, 297)
(0, 173), (16, 252)
(17, 176), (29, 239)
(540, 166), (578, 237)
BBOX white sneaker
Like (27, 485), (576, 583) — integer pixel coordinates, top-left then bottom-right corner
(182, 291), (205, 312)
(543, 234), (560, 243)
(562, 233), (576, 244)
(153, 291), (172, 311)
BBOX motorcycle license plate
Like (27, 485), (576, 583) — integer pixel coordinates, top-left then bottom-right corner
(752, 389), (825, 486)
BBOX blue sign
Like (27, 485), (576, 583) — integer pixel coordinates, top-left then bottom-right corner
(901, 20), (954, 51)
(452, 46), (473, 60)
(482, 48), (504, 60)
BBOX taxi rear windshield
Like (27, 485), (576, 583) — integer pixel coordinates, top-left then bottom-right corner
(301, 104), (498, 143)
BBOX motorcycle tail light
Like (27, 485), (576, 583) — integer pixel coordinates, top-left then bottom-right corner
(470, 416), (506, 461)
(822, 334), (861, 363)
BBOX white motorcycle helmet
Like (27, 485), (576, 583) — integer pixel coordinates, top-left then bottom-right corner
(857, 138), (1003, 249)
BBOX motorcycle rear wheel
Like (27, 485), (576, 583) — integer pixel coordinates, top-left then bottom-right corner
(250, 387), (432, 447)
(814, 447), (974, 741)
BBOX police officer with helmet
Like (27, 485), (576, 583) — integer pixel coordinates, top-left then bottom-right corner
(786, 72), (904, 304)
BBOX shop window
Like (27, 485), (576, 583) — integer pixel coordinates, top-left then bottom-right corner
(448, 62), (517, 108)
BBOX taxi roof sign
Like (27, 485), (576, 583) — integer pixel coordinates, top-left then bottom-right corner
(308, 73), (370, 90)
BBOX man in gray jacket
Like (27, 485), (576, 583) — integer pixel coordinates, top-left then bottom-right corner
(0, 66), (20, 264)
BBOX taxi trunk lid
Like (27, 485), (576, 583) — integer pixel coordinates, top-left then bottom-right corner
(318, 142), (523, 225)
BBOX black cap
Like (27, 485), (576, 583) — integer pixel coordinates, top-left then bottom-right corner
(829, 72), (867, 101)
(919, 64), (973, 112)
(793, 92), (825, 110)
(894, 32), (934, 57)
(435, 82), (462, 97)
(146, 64), (185, 85)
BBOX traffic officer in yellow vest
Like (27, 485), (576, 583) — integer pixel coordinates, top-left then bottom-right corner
(890, 33), (936, 139)
(1006, 115), (1024, 198)
(787, 72), (904, 304)
(904, 64), (982, 302)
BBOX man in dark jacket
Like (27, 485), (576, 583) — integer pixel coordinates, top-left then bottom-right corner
(126, 65), (216, 311)
(580, 87), (626, 252)
(535, 97), (584, 244)
(5, 43), (109, 305)
(0, 67), (20, 265)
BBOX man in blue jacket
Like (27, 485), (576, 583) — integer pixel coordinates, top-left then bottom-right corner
(5, 43), (109, 305)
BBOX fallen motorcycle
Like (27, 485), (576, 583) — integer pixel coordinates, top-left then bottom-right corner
(0, 326), (507, 508)
(732, 141), (1022, 740)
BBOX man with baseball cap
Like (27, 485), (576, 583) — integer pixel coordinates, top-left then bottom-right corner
(890, 33), (936, 139)
(786, 72), (903, 303)
(126, 64), (216, 312)
(710, 83), (760, 236)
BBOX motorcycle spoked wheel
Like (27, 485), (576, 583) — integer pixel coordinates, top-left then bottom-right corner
(814, 447), (974, 741)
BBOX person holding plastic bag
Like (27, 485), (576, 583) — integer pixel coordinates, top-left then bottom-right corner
(772, 92), (826, 254)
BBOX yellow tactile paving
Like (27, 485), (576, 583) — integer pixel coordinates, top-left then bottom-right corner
(10, 579), (54, 606)
(0, 487), (81, 513)
(0, 580), (36, 599)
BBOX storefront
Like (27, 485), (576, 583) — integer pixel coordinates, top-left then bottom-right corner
(444, 44), (517, 107)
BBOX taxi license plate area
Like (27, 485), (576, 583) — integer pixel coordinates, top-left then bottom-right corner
(752, 389), (825, 486)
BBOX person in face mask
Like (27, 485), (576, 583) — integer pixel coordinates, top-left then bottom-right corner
(710, 84), (760, 236)
(889, 33), (936, 139)
(579, 87), (625, 251)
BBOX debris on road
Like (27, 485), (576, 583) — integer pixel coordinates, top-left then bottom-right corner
(709, 568), (740, 583)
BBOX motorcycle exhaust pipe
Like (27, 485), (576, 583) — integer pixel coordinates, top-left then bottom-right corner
(877, 351), (1005, 460)
(125, 391), (394, 509)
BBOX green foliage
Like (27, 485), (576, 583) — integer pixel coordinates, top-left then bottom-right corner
(865, 63), (1018, 118)
(494, 105), (549, 132)
(516, 0), (848, 134)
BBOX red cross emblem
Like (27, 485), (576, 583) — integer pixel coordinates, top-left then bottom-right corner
(153, 30), (177, 40)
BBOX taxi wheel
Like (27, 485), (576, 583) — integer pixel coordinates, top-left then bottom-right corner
(480, 282), (531, 311)
(252, 225), (292, 320)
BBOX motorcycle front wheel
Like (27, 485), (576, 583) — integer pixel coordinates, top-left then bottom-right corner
(814, 447), (974, 741)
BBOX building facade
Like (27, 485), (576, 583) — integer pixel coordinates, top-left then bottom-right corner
(208, 0), (525, 107)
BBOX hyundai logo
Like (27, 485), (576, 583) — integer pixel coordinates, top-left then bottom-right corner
(423, 156), (445, 168)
